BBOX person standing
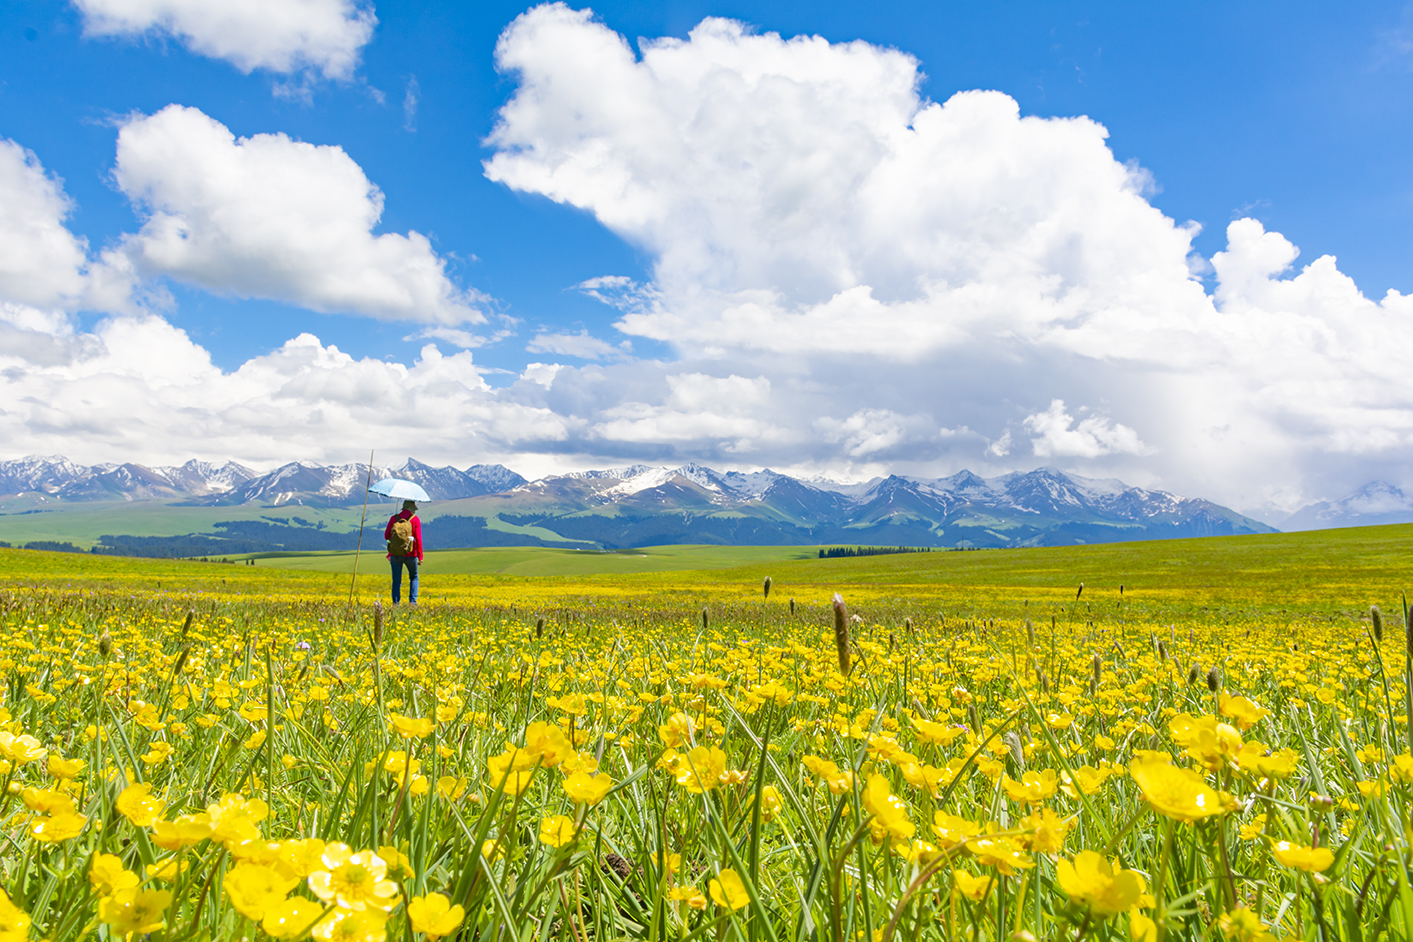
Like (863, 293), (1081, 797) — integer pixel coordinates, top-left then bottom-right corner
(384, 499), (423, 605)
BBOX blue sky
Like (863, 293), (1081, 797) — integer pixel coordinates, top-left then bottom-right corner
(3, 0), (1413, 518)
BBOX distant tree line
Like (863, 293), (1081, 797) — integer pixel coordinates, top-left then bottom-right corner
(818, 545), (933, 559)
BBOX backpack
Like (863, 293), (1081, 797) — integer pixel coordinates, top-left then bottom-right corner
(388, 517), (416, 556)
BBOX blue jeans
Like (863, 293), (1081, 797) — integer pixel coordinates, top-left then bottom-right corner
(390, 555), (418, 604)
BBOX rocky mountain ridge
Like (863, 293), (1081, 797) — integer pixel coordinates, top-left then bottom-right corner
(0, 455), (526, 506)
(0, 455), (1279, 549)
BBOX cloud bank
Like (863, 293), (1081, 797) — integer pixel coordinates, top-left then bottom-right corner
(4, 5), (1413, 518)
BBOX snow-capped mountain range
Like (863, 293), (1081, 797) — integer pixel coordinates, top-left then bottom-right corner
(8, 454), (1400, 549)
(0, 456), (525, 506)
(1279, 481), (1413, 531)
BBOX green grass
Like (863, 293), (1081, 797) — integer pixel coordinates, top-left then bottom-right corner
(0, 498), (366, 548)
(246, 543), (825, 576)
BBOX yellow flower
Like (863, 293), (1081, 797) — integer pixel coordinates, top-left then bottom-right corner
(116, 782), (165, 827)
(244, 729), (267, 751)
(98, 888), (171, 936)
(1002, 769), (1059, 804)
(910, 716), (967, 746)
(1062, 765), (1112, 798)
(225, 862), (299, 921)
(540, 814), (578, 848)
(274, 838), (329, 880)
(757, 784), (783, 822)
(1233, 743), (1299, 780)
(21, 787), (74, 814)
(29, 809), (87, 843)
(436, 775), (468, 800)
(1056, 850), (1146, 916)
(1168, 714), (1243, 771)
(931, 811), (981, 849)
(388, 713), (435, 739)
(668, 885), (708, 909)
(899, 760), (947, 797)
(1129, 754), (1231, 823)
(151, 812), (215, 851)
(564, 770), (614, 805)
(709, 869), (751, 911)
(966, 831), (1035, 875)
(0, 731), (45, 764)
(862, 774), (914, 844)
(1019, 808), (1070, 853)
(262, 897), (325, 940)
(377, 845), (416, 882)
(1238, 814), (1267, 841)
(89, 853), (140, 896)
(47, 754), (85, 779)
(1217, 694), (1272, 731)
(1130, 909), (1158, 942)
(801, 755), (853, 794)
(141, 740), (175, 766)
(239, 701), (269, 723)
(1217, 906), (1276, 942)
(0, 888), (31, 942)
(407, 893), (465, 940)
(951, 869), (993, 902)
(1357, 779), (1387, 798)
(486, 748), (536, 795)
(207, 793), (269, 847)
(1270, 841), (1334, 872)
(480, 838), (505, 861)
(675, 745), (727, 793)
(659, 712), (696, 748)
(307, 844), (401, 912)
(523, 721), (574, 767)
(309, 907), (388, 942)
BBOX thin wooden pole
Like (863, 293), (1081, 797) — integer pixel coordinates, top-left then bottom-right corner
(349, 449), (375, 606)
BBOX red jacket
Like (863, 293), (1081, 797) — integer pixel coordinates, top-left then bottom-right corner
(384, 510), (423, 561)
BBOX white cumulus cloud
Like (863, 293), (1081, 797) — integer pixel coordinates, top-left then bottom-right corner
(114, 105), (486, 326)
(0, 140), (137, 313)
(1023, 400), (1151, 458)
(73, 0), (376, 81)
(481, 5), (1413, 514)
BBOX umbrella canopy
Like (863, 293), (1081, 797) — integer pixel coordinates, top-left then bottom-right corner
(369, 478), (431, 502)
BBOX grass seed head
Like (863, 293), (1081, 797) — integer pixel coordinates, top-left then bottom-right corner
(1207, 665), (1222, 692)
(1370, 606), (1382, 644)
(763, 576), (772, 600)
(1188, 661), (1200, 685)
(181, 610), (193, 639)
(536, 617), (544, 639)
(832, 593), (851, 676)
(702, 607), (709, 632)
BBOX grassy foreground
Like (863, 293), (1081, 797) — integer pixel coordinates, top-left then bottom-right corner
(0, 527), (1408, 941)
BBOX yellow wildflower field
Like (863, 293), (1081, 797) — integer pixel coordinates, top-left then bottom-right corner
(0, 529), (1409, 942)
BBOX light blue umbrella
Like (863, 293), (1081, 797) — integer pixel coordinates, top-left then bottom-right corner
(368, 478), (430, 502)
